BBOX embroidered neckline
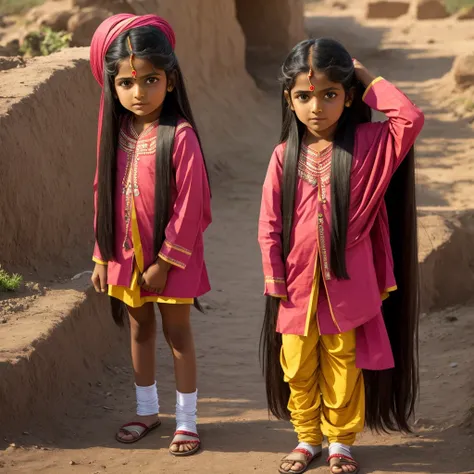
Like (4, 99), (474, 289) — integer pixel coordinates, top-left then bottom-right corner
(301, 142), (333, 158)
(298, 143), (333, 187)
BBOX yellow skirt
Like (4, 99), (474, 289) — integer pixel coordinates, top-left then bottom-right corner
(108, 196), (193, 308)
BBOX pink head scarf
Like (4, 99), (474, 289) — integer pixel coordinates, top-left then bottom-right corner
(90, 14), (176, 157)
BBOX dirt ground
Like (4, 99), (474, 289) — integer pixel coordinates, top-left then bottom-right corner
(2, 3), (474, 474)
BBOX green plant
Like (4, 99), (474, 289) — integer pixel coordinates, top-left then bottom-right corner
(444, 0), (474, 14)
(465, 99), (474, 112)
(0, 0), (45, 16)
(20, 27), (72, 57)
(0, 268), (22, 292)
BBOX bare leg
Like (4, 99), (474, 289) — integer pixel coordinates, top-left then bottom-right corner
(160, 303), (198, 453)
(117, 303), (160, 442)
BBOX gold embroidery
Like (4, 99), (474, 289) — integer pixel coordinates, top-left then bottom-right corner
(176, 122), (193, 134)
(164, 240), (192, 256)
(362, 76), (384, 101)
(265, 276), (285, 284)
(119, 117), (159, 250)
(158, 252), (186, 269)
(318, 213), (331, 280)
(298, 144), (332, 205)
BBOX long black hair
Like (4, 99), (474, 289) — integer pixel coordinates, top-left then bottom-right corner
(96, 26), (210, 325)
(260, 38), (419, 432)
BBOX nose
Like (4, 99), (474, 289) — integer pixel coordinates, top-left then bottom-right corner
(133, 83), (145, 100)
(310, 97), (322, 115)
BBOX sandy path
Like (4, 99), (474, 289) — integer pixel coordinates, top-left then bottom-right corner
(2, 7), (474, 474)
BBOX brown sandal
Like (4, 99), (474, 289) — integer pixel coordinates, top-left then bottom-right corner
(169, 430), (201, 457)
(328, 454), (360, 474)
(278, 448), (321, 474)
(115, 420), (161, 444)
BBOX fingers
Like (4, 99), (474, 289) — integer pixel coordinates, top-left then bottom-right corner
(142, 284), (162, 294)
(91, 274), (101, 293)
(99, 273), (107, 293)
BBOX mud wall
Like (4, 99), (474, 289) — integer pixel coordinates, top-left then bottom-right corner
(236, 0), (305, 56)
(0, 50), (99, 278)
(0, 0), (304, 278)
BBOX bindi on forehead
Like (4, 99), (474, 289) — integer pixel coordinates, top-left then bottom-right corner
(116, 58), (162, 79)
(293, 71), (342, 93)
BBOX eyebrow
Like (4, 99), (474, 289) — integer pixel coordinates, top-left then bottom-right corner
(293, 86), (341, 94)
(115, 72), (162, 81)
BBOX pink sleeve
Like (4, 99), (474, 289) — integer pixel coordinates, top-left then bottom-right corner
(92, 168), (107, 265)
(158, 126), (210, 270)
(348, 78), (424, 244)
(258, 145), (288, 299)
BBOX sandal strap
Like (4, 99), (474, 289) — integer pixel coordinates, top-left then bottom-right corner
(171, 430), (201, 446)
(174, 430), (199, 438)
(280, 450), (312, 465)
(292, 448), (313, 460)
(327, 454), (359, 466)
(121, 422), (149, 430)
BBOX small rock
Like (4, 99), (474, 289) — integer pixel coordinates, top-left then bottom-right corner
(69, 460), (77, 466)
(73, 0), (135, 14)
(416, 0), (450, 20)
(0, 39), (20, 57)
(0, 56), (25, 72)
(458, 6), (474, 20)
(445, 315), (458, 322)
(450, 362), (458, 368)
(366, 1), (410, 19)
(38, 10), (74, 32)
(9, 443), (16, 448)
(1, 318), (7, 324)
(68, 8), (111, 47)
(427, 38), (436, 44)
(332, 1), (347, 9)
(453, 53), (474, 89)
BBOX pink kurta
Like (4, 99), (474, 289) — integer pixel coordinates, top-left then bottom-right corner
(258, 78), (424, 370)
(93, 117), (211, 299)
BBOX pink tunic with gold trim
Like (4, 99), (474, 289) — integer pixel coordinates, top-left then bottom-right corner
(93, 117), (211, 299)
(258, 78), (424, 370)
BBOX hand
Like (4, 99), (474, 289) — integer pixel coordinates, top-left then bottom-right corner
(352, 58), (376, 88)
(91, 263), (108, 293)
(139, 258), (171, 294)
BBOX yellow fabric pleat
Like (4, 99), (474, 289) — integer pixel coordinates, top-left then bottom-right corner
(280, 276), (365, 445)
(108, 195), (193, 308)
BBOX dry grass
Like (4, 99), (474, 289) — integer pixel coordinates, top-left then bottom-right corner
(0, 0), (45, 16)
(445, 0), (474, 14)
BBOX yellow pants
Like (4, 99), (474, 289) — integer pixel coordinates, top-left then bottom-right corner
(280, 315), (365, 445)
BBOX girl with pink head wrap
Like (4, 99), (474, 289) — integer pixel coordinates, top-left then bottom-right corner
(89, 14), (211, 456)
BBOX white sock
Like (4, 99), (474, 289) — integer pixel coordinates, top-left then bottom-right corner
(296, 442), (322, 457)
(135, 381), (159, 416)
(329, 442), (352, 459)
(176, 390), (198, 433)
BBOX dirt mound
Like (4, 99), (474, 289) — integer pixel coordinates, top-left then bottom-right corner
(366, 1), (410, 19)
(458, 6), (474, 19)
(419, 211), (474, 313)
(453, 52), (474, 89)
(416, 0), (450, 19)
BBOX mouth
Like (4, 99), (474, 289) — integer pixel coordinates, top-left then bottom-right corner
(132, 103), (148, 108)
(310, 117), (326, 122)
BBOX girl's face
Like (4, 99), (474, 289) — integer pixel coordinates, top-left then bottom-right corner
(114, 57), (174, 122)
(286, 69), (351, 138)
